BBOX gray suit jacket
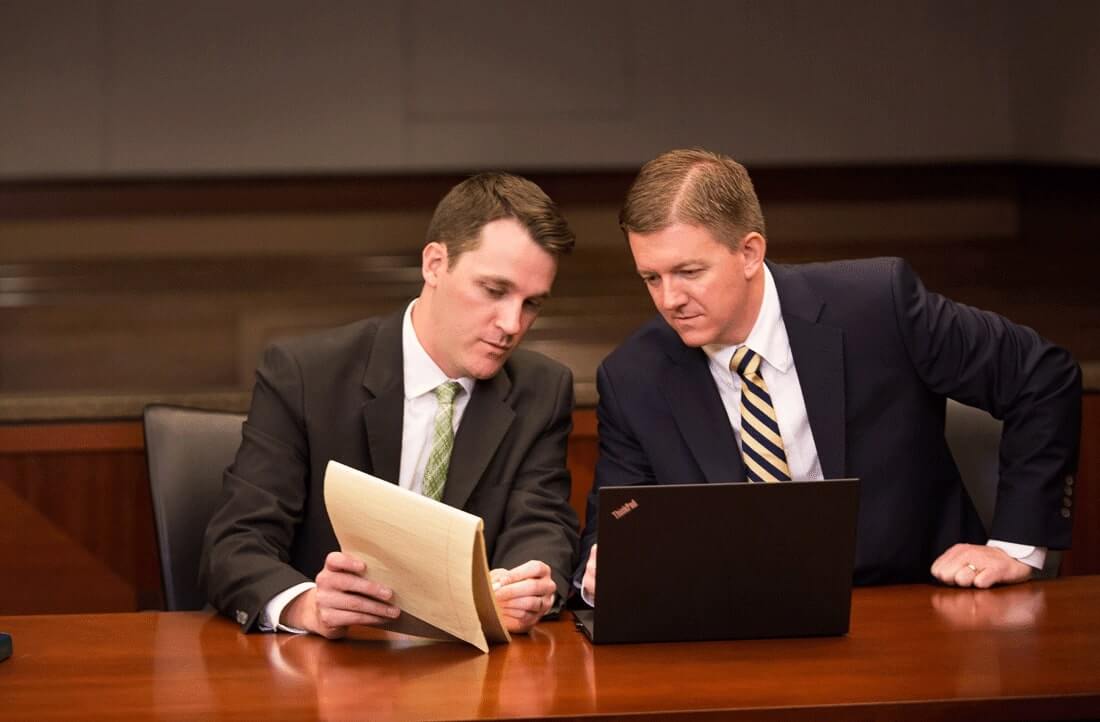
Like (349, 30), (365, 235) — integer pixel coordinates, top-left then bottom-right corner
(201, 310), (579, 630)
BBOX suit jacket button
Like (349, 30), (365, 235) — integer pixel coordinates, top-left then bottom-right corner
(1061, 508), (1072, 519)
(1065, 474), (1075, 487)
(1063, 497), (1073, 508)
(236, 610), (248, 625)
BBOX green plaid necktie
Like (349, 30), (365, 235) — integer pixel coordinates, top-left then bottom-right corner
(731, 347), (791, 483)
(422, 381), (462, 501)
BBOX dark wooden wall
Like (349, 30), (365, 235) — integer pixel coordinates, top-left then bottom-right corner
(2, 165), (1099, 400)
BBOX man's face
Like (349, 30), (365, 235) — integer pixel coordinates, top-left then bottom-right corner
(628, 222), (763, 347)
(417, 218), (556, 379)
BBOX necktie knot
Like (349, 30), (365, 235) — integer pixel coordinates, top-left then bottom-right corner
(731, 346), (761, 379)
(434, 380), (461, 406)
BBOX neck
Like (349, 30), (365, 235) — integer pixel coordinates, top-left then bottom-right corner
(729, 270), (766, 346)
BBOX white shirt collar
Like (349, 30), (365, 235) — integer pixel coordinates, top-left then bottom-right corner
(703, 264), (792, 374)
(402, 300), (475, 400)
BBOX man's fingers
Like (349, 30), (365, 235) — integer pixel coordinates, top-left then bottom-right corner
(317, 563), (395, 604)
(973, 567), (998, 589)
(324, 551), (367, 575)
(497, 592), (549, 614)
(318, 606), (396, 630)
(504, 559), (551, 581)
(494, 576), (555, 602)
(931, 544), (1035, 589)
(930, 543), (966, 580)
(316, 588), (400, 618)
(952, 563), (978, 588)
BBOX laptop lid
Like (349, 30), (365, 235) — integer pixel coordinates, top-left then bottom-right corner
(578, 479), (860, 644)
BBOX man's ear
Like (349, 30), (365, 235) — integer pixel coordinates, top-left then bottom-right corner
(422, 242), (448, 287)
(740, 232), (767, 279)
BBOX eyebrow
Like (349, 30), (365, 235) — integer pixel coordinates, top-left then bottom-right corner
(636, 260), (706, 275)
(480, 275), (551, 300)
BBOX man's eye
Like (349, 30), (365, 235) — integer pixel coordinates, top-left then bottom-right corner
(641, 276), (659, 286)
(681, 268), (701, 279)
(524, 298), (544, 311)
(483, 285), (506, 298)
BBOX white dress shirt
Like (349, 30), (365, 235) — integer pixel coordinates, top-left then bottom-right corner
(261, 300), (475, 631)
(702, 266), (824, 483)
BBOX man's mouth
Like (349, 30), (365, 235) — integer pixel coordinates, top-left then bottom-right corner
(483, 339), (512, 353)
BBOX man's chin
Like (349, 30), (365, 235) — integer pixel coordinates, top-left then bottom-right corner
(467, 355), (508, 380)
(673, 327), (713, 348)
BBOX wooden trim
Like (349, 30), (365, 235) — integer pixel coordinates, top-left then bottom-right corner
(572, 408), (597, 437)
(4, 164), (1097, 220)
(0, 421), (144, 454)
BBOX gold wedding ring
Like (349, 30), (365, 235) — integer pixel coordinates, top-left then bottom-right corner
(966, 563), (979, 573)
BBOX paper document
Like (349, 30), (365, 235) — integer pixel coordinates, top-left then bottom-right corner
(323, 460), (510, 653)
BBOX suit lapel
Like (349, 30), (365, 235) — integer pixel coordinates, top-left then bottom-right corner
(444, 371), (514, 510)
(771, 263), (847, 479)
(658, 326), (746, 483)
(361, 311), (405, 484)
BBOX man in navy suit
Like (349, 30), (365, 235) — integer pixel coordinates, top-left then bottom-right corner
(577, 148), (1080, 604)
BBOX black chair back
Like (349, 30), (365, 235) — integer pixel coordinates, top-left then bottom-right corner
(143, 404), (245, 610)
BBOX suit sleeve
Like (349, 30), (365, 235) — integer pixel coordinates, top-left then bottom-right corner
(890, 258), (1081, 547)
(573, 360), (657, 593)
(490, 365), (580, 605)
(199, 342), (315, 630)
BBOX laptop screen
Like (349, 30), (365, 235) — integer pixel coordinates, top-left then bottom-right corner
(584, 479), (860, 644)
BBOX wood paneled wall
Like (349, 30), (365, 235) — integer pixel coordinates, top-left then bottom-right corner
(2, 166), (1099, 404)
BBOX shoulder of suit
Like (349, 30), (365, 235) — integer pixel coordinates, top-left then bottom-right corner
(771, 256), (914, 304)
(771, 256), (906, 283)
(264, 316), (388, 365)
(601, 314), (682, 372)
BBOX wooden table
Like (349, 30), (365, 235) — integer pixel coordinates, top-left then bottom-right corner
(3, 577), (1100, 720)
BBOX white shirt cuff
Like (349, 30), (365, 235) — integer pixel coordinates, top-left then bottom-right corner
(260, 582), (316, 633)
(987, 539), (1047, 570)
(573, 578), (595, 607)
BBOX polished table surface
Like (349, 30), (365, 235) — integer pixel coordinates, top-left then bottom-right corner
(3, 577), (1100, 721)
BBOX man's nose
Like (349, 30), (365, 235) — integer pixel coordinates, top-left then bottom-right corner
(659, 279), (685, 310)
(496, 299), (523, 336)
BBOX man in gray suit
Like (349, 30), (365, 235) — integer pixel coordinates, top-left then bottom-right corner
(201, 173), (580, 638)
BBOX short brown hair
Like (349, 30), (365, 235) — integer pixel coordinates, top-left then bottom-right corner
(619, 148), (766, 248)
(426, 172), (575, 266)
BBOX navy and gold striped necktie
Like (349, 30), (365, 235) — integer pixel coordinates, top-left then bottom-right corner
(730, 347), (791, 483)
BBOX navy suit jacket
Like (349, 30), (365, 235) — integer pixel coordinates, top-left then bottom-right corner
(201, 310), (580, 630)
(578, 257), (1080, 586)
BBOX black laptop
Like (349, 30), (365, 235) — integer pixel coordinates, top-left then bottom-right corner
(574, 479), (860, 644)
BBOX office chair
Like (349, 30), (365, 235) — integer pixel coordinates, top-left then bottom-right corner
(143, 404), (246, 611)
(945, 399), (1060, 578)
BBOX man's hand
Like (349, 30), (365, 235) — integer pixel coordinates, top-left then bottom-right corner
(930, 543), (1033, 589)
(283, 552), (400, 639)
(491, 560), (557, 633)
(581, 544), (597, 605)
